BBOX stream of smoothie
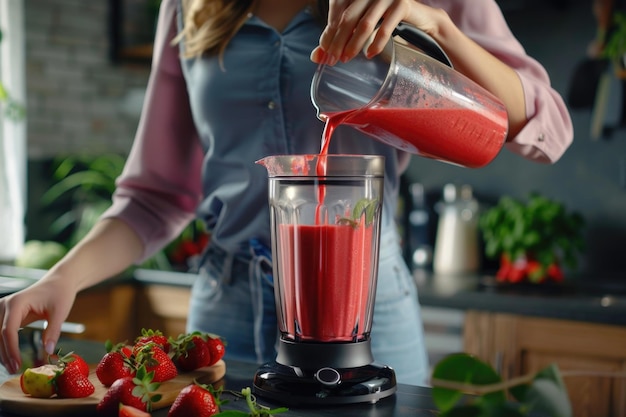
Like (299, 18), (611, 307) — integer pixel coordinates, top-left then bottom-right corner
(278, 111), (374, 342)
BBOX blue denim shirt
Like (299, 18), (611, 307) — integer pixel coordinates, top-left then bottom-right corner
(178, 7), (404, 255)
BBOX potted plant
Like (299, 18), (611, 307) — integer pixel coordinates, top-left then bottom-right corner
(478, 193), (585, 284)
(32, 153), (208, 272)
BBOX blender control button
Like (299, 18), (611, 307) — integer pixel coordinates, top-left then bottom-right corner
(315, 367), (341, 386)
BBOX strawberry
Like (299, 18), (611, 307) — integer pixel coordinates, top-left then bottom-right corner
(135, 328), (171, 353)
(118, 404), (151, 417)
(205, 336), (225, 366)
(134, 342), (177, 382)
(54, 363), (95, 398)
(97, 366), (161, 417)
(56, 351), (90, 377)
(547, 263), (564, 282)
(172, 333), (211, 372)
(97, 341), (136, 387)
(167, 382), (219, 417)
(20, 364), (60, 398)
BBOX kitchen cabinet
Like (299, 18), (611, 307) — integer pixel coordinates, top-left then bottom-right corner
(57, 269), (194, 345)
(65, 283), (137, 344)
(135, 284), (191, 338)
(463, 311), (626, 417)
(64, 282), (191, 344)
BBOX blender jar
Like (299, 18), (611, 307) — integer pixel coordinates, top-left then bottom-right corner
(258, 154), (385, 344)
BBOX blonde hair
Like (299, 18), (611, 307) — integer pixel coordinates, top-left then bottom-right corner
(174, 0), (326, 60)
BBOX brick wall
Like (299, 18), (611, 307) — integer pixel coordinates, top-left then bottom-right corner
(25, 0), (151, 159)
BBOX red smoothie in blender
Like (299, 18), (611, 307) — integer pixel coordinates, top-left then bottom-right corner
(278, 221), (373, 342)
(276, 117), (379, 342)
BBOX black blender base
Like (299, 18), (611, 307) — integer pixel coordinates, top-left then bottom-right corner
(253, 361), (397, 406)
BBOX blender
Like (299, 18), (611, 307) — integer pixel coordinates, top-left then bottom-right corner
(253, 154), (395, 405)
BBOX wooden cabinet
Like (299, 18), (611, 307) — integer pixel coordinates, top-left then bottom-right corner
(135, 284), (191, 338)
(64, 282), (192, 344)
(65, 283), (137, 344)
(464, 311), (626, 417)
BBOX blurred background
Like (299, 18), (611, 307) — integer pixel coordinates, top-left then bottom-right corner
(0, 0), (622, 279)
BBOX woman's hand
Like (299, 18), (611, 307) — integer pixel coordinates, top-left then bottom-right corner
(0, 277), (78, 374)
(0, 219), (143, 375)
(311, 0), (441, 65)
(310, 0), (529, 140)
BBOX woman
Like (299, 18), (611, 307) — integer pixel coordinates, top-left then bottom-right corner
(0, 0), (572, 386)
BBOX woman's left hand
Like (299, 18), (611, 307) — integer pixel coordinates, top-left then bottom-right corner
(311, 0), (432, 65)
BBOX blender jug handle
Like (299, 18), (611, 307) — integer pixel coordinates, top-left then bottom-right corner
(393, 23), (453, 68)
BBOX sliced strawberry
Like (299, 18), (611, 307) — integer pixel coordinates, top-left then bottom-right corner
(119, 404), (152, 417)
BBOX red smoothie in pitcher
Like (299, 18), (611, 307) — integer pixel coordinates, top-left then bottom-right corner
(321, 106), (508, 168)
(277, 221), (373, 342)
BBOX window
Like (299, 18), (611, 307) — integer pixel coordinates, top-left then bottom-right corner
(0, 0), (26, 262)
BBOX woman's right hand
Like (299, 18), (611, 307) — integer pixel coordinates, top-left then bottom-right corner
(311, 0), (443, 65)
(0, 275), (78, 374)
(0, 219), (145, 375)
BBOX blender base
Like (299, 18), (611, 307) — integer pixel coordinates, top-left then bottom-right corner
(253, 360), (397, 405)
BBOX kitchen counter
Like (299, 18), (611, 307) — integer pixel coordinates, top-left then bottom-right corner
(414, 270), (626, 326)
(3, 264), (625, 328)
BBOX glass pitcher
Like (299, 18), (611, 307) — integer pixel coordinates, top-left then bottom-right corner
(311, 25), (509, 168)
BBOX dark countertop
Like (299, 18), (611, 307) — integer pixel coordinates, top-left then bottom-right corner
(0, 338), (439, 417)
(414, 270), (626, 326)
(152, 360), (438, 417)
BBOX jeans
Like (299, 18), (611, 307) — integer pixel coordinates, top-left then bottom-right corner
(186, 232), (430, 386)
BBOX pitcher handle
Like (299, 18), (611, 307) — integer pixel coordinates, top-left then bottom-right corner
(393, 23), (453, 68)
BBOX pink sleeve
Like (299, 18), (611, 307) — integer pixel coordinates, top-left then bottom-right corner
(101, 0), (204, 262)
(444, 0), (573, 163)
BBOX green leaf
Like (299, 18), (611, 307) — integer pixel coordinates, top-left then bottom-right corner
(441, 402), (526, 417)
(41, 171), (115, 205)
(213, 412), (251, 417)
(432, 353), (506, 412)
(351, 198), (379, 226)
(510, 364), (572, 417)
(337, 198), (379, 227)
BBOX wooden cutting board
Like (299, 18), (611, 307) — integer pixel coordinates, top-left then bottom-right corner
(0, 360), (226, 417)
